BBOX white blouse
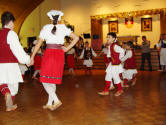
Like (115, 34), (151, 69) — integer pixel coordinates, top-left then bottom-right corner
(67, 48), (75, 54)
(39, 24), (72, 44)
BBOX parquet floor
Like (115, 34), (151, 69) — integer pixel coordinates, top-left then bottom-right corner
(0, 70), (166, 125)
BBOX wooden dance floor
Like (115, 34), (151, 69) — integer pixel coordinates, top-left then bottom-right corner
(0, 70), (166, 125)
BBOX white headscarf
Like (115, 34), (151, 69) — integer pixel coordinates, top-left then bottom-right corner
(47, 10), (64, 21)
(33, 40), (37, 45)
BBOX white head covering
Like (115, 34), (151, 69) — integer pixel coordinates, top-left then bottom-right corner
(47, 10), (64, 21)
(33, 40), (37, 45)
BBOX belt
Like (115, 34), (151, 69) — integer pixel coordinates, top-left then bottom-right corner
(46, 44), (62, 49)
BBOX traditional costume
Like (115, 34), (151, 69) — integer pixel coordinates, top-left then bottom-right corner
(99, 42), (125, 96)
(79, 47), (97, 74)
(19, 64), (28, 80)
(38, 10), (72, 110)
(80, 48), (97, 67)
(157, 39), (166, 70)
(102, 47), (110, 66)
(32, 40), (42, 79)
(67, 48), (76, 69)
(121, 49), (137, 87)
(0, 28), (30, 110)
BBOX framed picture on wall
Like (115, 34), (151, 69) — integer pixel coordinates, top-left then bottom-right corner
(108, 21), (118, 33)
(141, 18), (152, 31)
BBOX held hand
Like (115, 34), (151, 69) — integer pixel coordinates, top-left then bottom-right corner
(95, 55), (98, 58)
(27, 58), (34, 67)
(62, 46), (68, 52)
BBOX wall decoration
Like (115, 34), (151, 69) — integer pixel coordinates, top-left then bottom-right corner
(108, 21), (118, 33)
(91, 8), (166, 20)
(141, 17), (152, 31)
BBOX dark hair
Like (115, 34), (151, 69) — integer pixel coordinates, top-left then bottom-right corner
(1, 11), (15, 28)
(107, 32), (117, 38)
(122, 42), (127, 45)
(79, 36), (83, 41)
(126, 41), (134, 48)
(65, 36), (71, 43)
(51, 15), (59, 34)
(85, 41), (89, 44)
(142, 36), (146, 39)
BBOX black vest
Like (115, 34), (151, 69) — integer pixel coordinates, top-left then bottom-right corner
(84, 48), (92, 60)
(161, 40), (166, 48)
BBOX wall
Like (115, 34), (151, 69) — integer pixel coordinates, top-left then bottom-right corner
(19, 0), (61, 47)
(61, 0), (166, 47)
(61, 0), (91, 37)
(103, 15), (160, 47)
(20, 0), (166, 47)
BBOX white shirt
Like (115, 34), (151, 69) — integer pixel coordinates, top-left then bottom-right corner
(113, 44), (125, 60)
(39, 24), (72, 44)
(102, 48), (107, 55)
(67, 48), (75, 54)
(79, 48), (97, 59)
(107, 45), (111, 57)
(107, 44), (125, 59)
(156, 40), (166, 48)
(31, 46), (42, 54)
(121, 50), (132, 62)
(7, 30), (30, 64)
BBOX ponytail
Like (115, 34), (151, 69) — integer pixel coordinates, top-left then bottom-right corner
(51, 15), (59, 34)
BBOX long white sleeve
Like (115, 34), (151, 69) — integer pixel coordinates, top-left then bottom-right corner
(91, 49), (97, 57)
(107, 45), (111, 57)
(114, 45), (125, 60)
(7, 31), (30, 64)
(79, 49), (85, 59)
(156, 41), (161, 48)
(121, 50), (132, 62)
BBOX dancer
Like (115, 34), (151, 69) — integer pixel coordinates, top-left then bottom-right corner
(121, 41), (137, 87)
(98, 44), (111, 67)
(98, 32), (125, 96)
(32, 40), (43, 79)
(0, 11), (30, 111)
(79, 41), (97, 75)
(157, 34), (166, 72)
(66, 42), (76, 75)
(19, 64), (28, 82)
(28, 10), (79, 111)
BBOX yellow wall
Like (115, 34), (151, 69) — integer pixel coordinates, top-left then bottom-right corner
(61, 0), (166, 47)
(19, 0), (61, 47)
(103, 15), (160, 47)
(61, 0), (91, 37)
(20, 0), (166, 47)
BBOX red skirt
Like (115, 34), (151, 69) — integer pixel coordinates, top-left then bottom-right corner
(40, 49), (64, 84)
(67, 54), (76, 68)
(34, 54), (42, 70)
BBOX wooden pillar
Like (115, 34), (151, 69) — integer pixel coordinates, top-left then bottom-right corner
(160, 10), (166, 34)
(91, 19), (103, 41)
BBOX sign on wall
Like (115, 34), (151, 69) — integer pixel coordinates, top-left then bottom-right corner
(108, 21), (118, 33)
(141, 18), (152, 32)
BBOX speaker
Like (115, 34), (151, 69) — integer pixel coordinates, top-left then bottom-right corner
(93, 34), (99, 39)
(83, 33), (91, 39)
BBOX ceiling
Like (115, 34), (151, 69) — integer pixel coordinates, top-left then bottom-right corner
(0, 0), (44, 33)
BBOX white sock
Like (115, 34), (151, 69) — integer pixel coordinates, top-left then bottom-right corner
(42, 83), (60, 105)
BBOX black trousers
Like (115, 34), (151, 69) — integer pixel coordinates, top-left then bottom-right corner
(140, 53), (152, 71)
